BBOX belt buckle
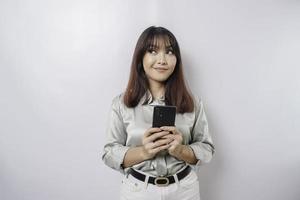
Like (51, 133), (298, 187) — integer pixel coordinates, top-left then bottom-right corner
(154, 177), (169, 187)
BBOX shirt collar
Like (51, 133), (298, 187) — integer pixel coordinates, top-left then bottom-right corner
(142, 90), (165, 105)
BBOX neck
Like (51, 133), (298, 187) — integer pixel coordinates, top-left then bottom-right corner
(148, 80), (165, 99)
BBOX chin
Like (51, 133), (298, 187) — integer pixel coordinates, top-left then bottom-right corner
(155, 78), (169, 83)
(147, 73), (172, 83)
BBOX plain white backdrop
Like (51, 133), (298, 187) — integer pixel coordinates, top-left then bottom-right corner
(1, 0), (300, 200)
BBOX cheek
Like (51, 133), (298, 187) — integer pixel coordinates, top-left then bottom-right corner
(168, 57), (177, 70)
(143, 55), (154, 69)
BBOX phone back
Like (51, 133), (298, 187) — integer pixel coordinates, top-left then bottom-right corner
(152, 105), (176, 127)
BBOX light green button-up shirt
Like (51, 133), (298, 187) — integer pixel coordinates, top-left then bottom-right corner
(102, 92), (215, 176)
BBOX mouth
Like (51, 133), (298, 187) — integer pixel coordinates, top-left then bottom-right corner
(153, 67), (168, 72)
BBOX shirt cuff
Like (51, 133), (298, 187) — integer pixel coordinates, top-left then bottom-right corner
(188, 143), (214, 166)
(116, 145), (131, 174)
(102, 145), (130, 174)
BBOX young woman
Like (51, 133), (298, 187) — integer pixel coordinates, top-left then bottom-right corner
(102, 26), (215, 200)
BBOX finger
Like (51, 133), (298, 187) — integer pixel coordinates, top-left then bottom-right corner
(148, 131), (170, 142)
(145, 131), (166, 143)
(144, 127), (162, 137)
(160, 134), (174, 139)
(168, 140), (177, 146)
(152, 138), (173, 148)
(144, 142), (155, 150)
(144, 137), (171, 148)
(160, 126), (176, 133)
(151, 143), (171, 154)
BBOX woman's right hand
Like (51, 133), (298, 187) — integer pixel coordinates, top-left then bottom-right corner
(141, 127), (173, 160)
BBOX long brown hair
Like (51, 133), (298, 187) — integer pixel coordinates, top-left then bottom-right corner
(123, 26), (194, 113)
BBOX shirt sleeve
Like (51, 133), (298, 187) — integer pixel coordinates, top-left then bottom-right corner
(188, 97), (215, 166)
(101, 95), (130, 174)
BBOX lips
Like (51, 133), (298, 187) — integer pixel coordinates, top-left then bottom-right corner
(153, 67), (168, 72)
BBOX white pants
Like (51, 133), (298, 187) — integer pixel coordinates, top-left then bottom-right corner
(120, 170), (200, 200)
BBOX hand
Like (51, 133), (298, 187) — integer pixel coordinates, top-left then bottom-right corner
(160, 126), (184, 157)
(141, 128), (173, 160)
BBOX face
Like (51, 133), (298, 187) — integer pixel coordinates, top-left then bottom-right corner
(142, 37), (177, 85)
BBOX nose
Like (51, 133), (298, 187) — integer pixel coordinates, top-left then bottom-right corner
(157, 52), (167, 65)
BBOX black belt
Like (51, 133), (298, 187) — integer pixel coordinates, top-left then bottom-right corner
(128, 166), (191, 186)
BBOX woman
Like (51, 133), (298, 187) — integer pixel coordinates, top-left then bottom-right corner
(102, 26), (215, 200)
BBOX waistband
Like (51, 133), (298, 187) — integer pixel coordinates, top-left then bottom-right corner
(128, 166), (191, 187)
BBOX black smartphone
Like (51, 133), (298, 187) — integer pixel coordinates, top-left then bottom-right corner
(152, 105), (176, 128)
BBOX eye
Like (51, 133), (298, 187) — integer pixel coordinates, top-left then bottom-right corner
(147, 49), (157, 54)
(167, 49), (174, 55)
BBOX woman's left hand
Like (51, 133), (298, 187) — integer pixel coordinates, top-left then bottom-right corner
(160, 126), (184, 157)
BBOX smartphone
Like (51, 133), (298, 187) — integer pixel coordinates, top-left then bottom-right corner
(152, 105), (176, 128)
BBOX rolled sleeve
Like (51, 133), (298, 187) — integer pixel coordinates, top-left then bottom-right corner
(102, 95), (129, 174)
(188, 97), (215, 166)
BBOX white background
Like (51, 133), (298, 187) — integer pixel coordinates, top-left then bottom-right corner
(1, 0), (300, 200)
